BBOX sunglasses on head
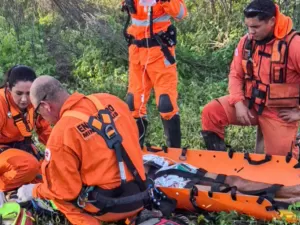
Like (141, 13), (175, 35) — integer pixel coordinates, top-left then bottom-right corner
(244, 8), (273, 16)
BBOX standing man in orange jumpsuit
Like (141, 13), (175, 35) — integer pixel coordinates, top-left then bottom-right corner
(201, 0), (300, 158)
(16, 76), (148, 225)
(123, 0), (187, 148)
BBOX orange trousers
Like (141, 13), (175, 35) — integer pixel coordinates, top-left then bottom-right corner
(0, 148), (40, 191)
(201, 95), (299, 158)
(126, 45), (179, 120)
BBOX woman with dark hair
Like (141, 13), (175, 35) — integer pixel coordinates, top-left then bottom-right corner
(0, 65), (52, 207)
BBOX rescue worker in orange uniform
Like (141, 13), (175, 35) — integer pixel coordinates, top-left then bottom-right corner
(0, 65), (51, 206)
(122, 0), (187, 148)
(201, 0), (300, 158)
(16, 76), (148, 225)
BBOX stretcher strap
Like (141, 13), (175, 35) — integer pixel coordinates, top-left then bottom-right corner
(244, 152), (272, 165)
(191, 184), (282, 213)
(210, 183), (231, 193)
(286, 151), (293, 163)
(230, 186), (237, 201)
(272, 200), (292, 210)
(190, 186), (208, 212)
(189, 186), (216, 222)
(180, 146), (188, 160)
(257, 195), (277, 211)
(208, 186), (238, 201)
(215, 174), (227, 183)
(240, 184), (283, 197)
(148, 145), (169, 153)
(145, 143), (164, 153)
(228, 148), (235, 158)
(294, 162), (300, 168)
(206, 183), (283, 210)
(162, 145), (168, 153)
(256, 192), (290, 211)
(145, 145), (190, 161)
(209, 186), (283, 212)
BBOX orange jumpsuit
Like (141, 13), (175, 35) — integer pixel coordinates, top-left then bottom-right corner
(125, 0), (187, 148)
(201, 7), (300, 157)
(33, 93), (146, 225)
(126, 0), (187, 119)
(0, 88), (51, 191)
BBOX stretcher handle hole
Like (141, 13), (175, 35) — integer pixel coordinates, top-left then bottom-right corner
(277, 160), (279, 163)
(199, 154), (202, 157)
(213, 155), (216, 158)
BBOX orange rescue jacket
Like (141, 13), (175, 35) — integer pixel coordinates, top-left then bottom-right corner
(125, 0), (187, 40)
(228, 5), (300, 118)
(0, 88), (51, 147)
(33, 93), (146, 216)
(123, 0), (187, 65)
(242, 30), (300, 114)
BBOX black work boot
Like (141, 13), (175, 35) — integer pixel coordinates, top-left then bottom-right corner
(136, 118), (148, 149)
(200, 130), (226, 151)
(161, 114), (181, 148)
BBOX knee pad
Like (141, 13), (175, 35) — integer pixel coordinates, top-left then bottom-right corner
(125, 93), (135, 111)
(158, 94), (174, 113)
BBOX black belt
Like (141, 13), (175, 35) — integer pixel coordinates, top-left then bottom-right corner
(91, 188), (149, 209)
(131, 38), (161, 48)
(74, 181), (147, 216)
(131, 36), (176, 65)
